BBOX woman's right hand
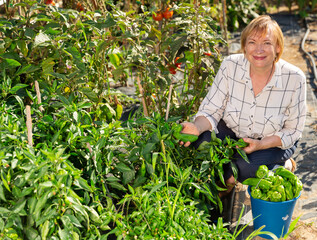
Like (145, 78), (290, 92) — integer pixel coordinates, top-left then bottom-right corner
(179, 122), (200, 147)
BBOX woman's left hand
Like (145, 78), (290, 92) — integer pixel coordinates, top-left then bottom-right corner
(241, 135), (282, 154)
(241, 138), (262, 154)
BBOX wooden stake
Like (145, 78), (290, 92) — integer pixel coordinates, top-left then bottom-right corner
(221, 0), (229, 55)
(26, 105), (33, 147)
(136, 75), (149, 117)
(34, 80), (44, 112)
(165, 84), (173, 121)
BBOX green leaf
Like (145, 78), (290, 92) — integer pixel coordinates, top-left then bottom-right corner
(151, 26), (162, 41)
(17, 40), (28, 57)
(95, 40), (112, 57)
(122, 170), (135, 185)
(40, 220), (50, 240)
(73, 177), (93, 192)
(0, 207), (10, 214)
(108, 182), (127, 191)
(24, 227), (39, 239)
(41, 58), (55, 73)
(80, 87), (99, 102)
(145, 162), (154, 176)
(116, 104), (123, 120)
(58, 227), (69, 240)
(20, 187), (34, 197)
(85, 206), (101, 223)
(102, 15), (117, 28)
(39, 181), (53, 188)
(2, 58), (21, 69)
(0, 184), (6, 201)
(69, 200), (89, 224)
(34, 32), (51, 47)
(169, 34), (187, 58)
(106, 176), (120, 182)
(12, 199), (26, 214)
(149, 181), (166, 195)
(15, 64), (41, 76)
(116, 162), (132, 172)
(108, 53), (120, 68)
(64, 214), (83, 228)
(66, 46), (85, 71)
(33, 191), (49, 214)
(200, 161), (210, 174)
(182, 166), (192, 181)
(1, 171), (11, 192)
(142, 143), (155, 157)
(58, 94), (70, 106)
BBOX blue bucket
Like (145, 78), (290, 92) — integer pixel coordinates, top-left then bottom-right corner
(248, 186), (300, 239)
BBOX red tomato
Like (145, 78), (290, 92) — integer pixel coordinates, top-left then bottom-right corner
(174, 57), (181, 68)
(203, 52), (212, 56)
(152, 12), (163, 21)
(76, 3), (84, 11)
(169, 67), (177, 74)
(45, 0), (53, 4)
(163, 8), (173, 19)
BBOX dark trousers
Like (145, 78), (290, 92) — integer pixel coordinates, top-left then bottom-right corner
(192, 120), (297, 183)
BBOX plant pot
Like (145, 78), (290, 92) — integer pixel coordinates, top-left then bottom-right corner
(248, 186), (300, 239)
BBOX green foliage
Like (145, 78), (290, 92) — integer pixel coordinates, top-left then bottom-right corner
(0, 1), (302, 239)
(226, 0), (265, 31)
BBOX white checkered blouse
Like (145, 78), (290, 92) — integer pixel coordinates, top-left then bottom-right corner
(196, 54), (307, 149)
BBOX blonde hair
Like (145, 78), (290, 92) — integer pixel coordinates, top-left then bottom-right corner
(241, 15), (284, 62)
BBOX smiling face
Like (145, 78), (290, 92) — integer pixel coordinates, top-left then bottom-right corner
(245, 28), (281, 71)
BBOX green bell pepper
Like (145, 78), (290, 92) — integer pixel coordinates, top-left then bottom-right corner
(251, 188), (263, 199)
(273, 185), (286, 201)
(272, 175), (284, 187)
(256, 165), (269, 179)
(293, 178), (302, 198)
(268, 190), (282, 202)
(242, 178), (272, 191)
(283, 181), (294, 200)
(261, 194), (269, 201)
(172, 123), (198, 143)
(275, 166), (296, 180)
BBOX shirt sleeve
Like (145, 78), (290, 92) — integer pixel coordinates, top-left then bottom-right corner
(273, 73), (307, 149)
(195, 57), (229, 133)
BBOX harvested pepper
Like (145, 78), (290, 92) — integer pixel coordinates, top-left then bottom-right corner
(244, 165), (302, 202)
(251, 188), (263, 199)
(271, 175), (284, 187)
(283, 181), (294, 200)
(293, 178), (303, 198)
(235, 138), (249, 148)
(275, 166), (296, 180)
(172, 123), (198, 143)
(268, 190), (282, 202)
(242, 178), (272, 191)
(256, 165), (269, 179)
(261, 194), (269, 201)
(273, 185), (286, 201)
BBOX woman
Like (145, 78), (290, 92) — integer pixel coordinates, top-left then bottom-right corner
(181, 15), (306, 197)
